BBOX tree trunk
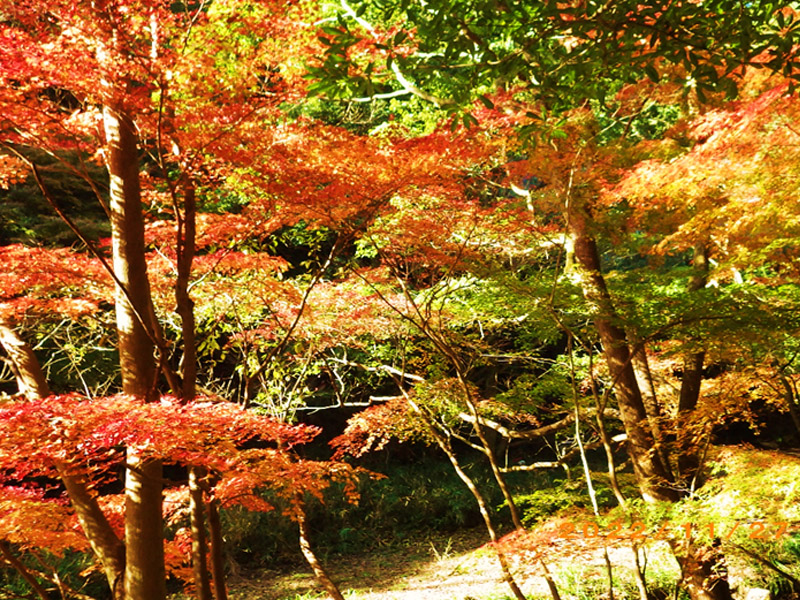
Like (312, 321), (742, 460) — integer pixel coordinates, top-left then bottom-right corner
(670, 247), (732, 600)
(189, 469), (213, 600)
(296, 501), (346, 600)
(103, 103), (166, 600)
(570, 207), (677, 503)
(675, 541), (733, 600)
(0, 317), (127, 598)
(207, 497), (228, 600)
(456, 373), (525, 530)
(402, 393), (541, 600)
(779, 373), (800, 438)
(629, 337), (674, 482)
(61, 470), (126, 598)
(676, 245), (709, 483)
(172, 175), (215, 599)
(0, 317), (50, 401)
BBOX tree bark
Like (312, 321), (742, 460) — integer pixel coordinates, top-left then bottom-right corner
(570, 207), (677, 503)
(296, 501), (346, 600)
(103, 103), (166, 600)
(456, 373), (525, 530)
(207, 497), (228, 600)
(629, 337), (675, 480)
(0, 317), (50, 401)
(668, 246), (733, 600)
(171, 173), (215, 599)
(779, 373), (800, 438)
(676, 245), (709, 482)
(674, 541), (733, 600)
(189, 469), (213, 600)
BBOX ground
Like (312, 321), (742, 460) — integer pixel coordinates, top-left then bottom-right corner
(223, 526), (681, 600)
(175, 447), (800, 600)
(228, 527), (541, 600)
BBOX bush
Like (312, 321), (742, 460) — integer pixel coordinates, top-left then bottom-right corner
(0, 548), (108, 600)
(515, 478), (615, 527)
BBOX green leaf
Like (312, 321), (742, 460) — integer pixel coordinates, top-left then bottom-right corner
(644, 64), (660, 83)
(477, 94), (495, 109)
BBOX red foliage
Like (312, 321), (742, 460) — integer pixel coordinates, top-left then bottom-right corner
(0, 245), (111, 319)
(614, 77), (800, 271)
(0, 486), (88, 555)
(0, 394), (363, 578)
(330, 397), (431, 459)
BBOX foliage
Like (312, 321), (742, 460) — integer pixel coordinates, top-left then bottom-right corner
(0, 394), (362, 591)
(515, 479), (616, 528)
(2, 0), (800, 598)
(220, 455), (497, 564)
(310, 0), (800, 121)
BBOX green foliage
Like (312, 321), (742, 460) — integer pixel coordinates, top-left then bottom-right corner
(515, 478), (615, 527)
(311, 0), (800, 120)
(0, 548), (106, 600)
(197, 188), (251, 215)
(1, 313), (121, 396)
(0, 151), (109, 246)
(221, 456), (500, 564)
(547, 543), (685, 600)
(594, 101), (683, 145)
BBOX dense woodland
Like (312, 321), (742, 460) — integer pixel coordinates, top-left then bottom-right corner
(1, 1), (800, 600)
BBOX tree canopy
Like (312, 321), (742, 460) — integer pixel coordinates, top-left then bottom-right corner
(1, 1), (800, 600)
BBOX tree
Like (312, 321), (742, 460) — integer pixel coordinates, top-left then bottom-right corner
(0, 2), (340, 598)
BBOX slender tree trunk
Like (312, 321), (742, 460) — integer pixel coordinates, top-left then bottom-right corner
(0, 318), (126, 598)
(631, 543), (649, 600)
(592, 401), (627, 508)
(103, 103), (166, 600)
(574, 404), (615, 600)
(0, 317), (50, 401)
(61, 469), (126, 598)
(433, 432), (530, 600)
(676, 245), (709, 482)
(402, 393), (543, 600)
(779, 373), (800, 438)
(175, 179), (197, 401)
(189, 469), (213, 600)
(569, 207), (677, 503)
(456, 373), (524, 530)
(296, 501), (346, 600)
(172, 175), (214, 600)
(207, 498), (228, 600)
(670, 246), (733, 600)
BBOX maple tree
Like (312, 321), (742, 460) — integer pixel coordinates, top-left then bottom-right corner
(0, 1), (508, 597)
(0, 1), (365, 599)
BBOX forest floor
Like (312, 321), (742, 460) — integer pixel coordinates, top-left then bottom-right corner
(202, 446), (800, 600)
(228, 526), (553, 600)
(225, 524), (677, 600)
